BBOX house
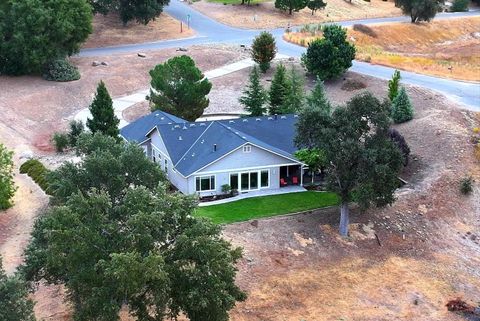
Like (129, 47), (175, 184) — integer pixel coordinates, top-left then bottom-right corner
(120, 111), (306, 197)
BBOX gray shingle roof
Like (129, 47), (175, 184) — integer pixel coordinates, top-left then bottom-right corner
(120, 111), (301, 177)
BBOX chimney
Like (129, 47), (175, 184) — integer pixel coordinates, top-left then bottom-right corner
(213, 144), (217, 152)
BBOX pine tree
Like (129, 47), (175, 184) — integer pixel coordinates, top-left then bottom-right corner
(239, 66), (267, 116)
(391, 87), (414, 123)
(280, 66), (305, 114)
(269, 64), (290, 115)
(306, 77), (331, 115)
(86, 81), (120, 137)
(388, 70), (401, 102)
(251, 32), (277, 73)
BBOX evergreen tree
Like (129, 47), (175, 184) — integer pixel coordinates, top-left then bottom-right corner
(394, 0), (443, 23)
(388, 70), (401, 102)
(239, 66), (267, 116)
(149, 55), (212, 122)
(280, 66), (305, 114)
(0, 256), (36, 321)
(301, 24), (356, 80)
(251, 32), (277, 73)
(391, 87), (414, 123)
(306, 77), (331, 114)
(0, 144), (16, 210)
(307, 0), (326, 15)
(86, 81), (120, 137)
(269, 64), (290, 115)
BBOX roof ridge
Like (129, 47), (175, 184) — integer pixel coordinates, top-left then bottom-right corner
(216, 121), (249, 142)
(173, 121), (215, 167)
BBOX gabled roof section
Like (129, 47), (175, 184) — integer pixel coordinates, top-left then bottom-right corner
(122, 111), (303, 177)
(120, 111), (186, 143)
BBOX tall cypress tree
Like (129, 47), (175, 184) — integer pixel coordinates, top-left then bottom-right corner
(306, 77), (331, 114)
(391, 87), (414, 124)
(87, 81), (120, 137)
(239, 66), (267, 116)
(268, 64), (290, 115)
(280, 66), (304, 114)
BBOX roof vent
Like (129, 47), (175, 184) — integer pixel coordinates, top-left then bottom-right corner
(161, 117), (165, 120)
(189, 124), (196, 127)
(268, 117), (273, 120)
(242, 119), (248, 122)
(168, 122), (172, 125)
(242, 136), (246, 139)
(192, 153), (195, 157)
(274, 114), (278, 120)
(174, 125), (180, 128)
(294, 114), (299, 118)
(155, 113), (160, 117)
(213, 144), (217, 152)
(200, 123), (206, 126)
(255, 118), (261, 121)
(281, 115), (287, 119)
(201, 139), (205, 144)
(179, 136), (183, 141)
(229, 120), (235, 123)
(182, 124), (187, 130)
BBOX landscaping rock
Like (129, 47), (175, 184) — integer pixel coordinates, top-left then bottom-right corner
(137, 53), (146, 58)
(251, 220), (259, 228)
(176, 47), (188, 52)
(101, 61), (109, 66)
(92, 61), (101, 66)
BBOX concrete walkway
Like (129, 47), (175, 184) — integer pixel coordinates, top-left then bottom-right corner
(198, 185), (307, 207)
(74, 54), (289, 127)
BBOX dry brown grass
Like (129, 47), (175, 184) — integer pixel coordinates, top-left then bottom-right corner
(82, 13), (194, 49)
(284, 17), (480, 81)
(192, 0), (401, 29)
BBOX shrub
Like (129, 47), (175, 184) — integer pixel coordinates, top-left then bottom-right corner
(221, 184), (232, 194)
(388, 128), (410, 166)
(352, 24), (377, 38)
(391, 87), (414, 123)
(42, 58), (81, 82)
(341, 78), (367, 91)
(68, 120), (85, 146)
(450, 0), (469, 12)
(19, 159), (51, 194)
(52, 132), (70, 152)
(459, 176), (473, 195)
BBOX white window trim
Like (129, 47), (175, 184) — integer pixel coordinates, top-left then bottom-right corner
(195, 175), (216, 192)
(260, 169), (270, 189)
(229, 169), (269, 192)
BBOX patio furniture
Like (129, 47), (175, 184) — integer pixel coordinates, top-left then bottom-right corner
(280, 178), (287, 186)
(292, 176), (298, 185)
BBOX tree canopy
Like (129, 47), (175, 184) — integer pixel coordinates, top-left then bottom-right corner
(395, 0), (443, 23)
(306, 77), (331, 114)
(251, 32), (277, 73)
(280, 66), (305, 114)
(239, 66), (268, 116)
(307, 0), (326, 15)
(89, 0), (170, 25)
(87, 81), (120, 137)
(295, 92), (404, 236)
(301, 24), (356, 80)
(275, 0), (308, 14)
(0, 0), (92, 75)
(0, 256), (36, 321)
(0, 144), (16, 210)
(48, 133), (165, 204)
(23, 133), (246, 320)
(149, 55), (212, 122)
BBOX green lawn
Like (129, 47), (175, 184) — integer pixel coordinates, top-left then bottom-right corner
(194, 191), (339, 224)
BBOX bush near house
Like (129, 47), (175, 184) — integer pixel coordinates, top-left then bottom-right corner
(450, 0), (469, 12)
(42, 58), (81, 82)
(19, 160), (51, 194)
(52, 132), (70, 153)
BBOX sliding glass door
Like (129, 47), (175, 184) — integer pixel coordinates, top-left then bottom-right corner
(231, 170), (268, 192)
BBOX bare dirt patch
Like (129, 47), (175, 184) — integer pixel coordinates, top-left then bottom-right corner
(0, 44), (248, 153)
(285, 17), (480, 81)
(83, 13), (194, 49)
(192, 0), (401, 29)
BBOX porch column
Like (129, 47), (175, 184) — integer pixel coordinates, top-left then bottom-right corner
(300, 165), (303, 186)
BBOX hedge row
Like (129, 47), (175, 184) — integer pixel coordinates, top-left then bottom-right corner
(19, 159), (52, 194)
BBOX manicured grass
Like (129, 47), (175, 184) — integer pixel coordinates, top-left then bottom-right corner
(195, 191), (339, 224)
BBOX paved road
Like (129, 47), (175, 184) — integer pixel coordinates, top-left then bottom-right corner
(79, 1), (480, 110)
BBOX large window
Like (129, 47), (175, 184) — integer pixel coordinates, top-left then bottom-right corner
(196, 175), (215, 192)
(261, 170), (269, 188)
(230, 173), (238, 190)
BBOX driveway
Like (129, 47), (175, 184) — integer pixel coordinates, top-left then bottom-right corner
(79, 1), (480, 110)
